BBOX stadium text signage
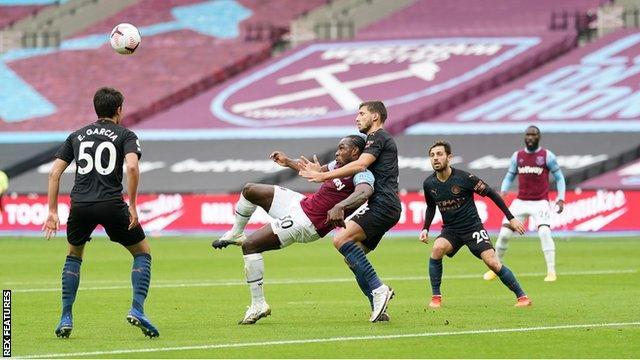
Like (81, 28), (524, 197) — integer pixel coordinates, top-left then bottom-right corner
(1, 191), (637, 234)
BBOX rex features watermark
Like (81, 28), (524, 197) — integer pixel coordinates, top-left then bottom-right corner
(3, 290), (10, 357)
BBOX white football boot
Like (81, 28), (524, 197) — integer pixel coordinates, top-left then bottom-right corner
(238, 302), (271, 325)
(370, 284), (394, 322)
(211, 231), (246, 249)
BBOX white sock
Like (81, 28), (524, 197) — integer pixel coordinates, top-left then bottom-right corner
(495, 226), (513, 262)
(538, 226), (556, 273)
(231, 194), (257, 234)
(243, 253), (265, 306)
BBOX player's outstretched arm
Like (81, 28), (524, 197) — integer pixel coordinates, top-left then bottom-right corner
(125, 153), (140, 230)
(270, 151), (303, 171)
(326, 183), (374, 228)
(43, 159), (69, 240)
(300, 153), (376, 183)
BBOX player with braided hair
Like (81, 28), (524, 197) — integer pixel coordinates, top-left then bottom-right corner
(212, 135), (375, 325)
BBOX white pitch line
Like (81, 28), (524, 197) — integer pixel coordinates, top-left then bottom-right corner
(16, 321), (640, 359)
(7, 269), (637, 293)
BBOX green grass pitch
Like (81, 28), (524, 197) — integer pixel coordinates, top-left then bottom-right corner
(2, 235), (639, 358)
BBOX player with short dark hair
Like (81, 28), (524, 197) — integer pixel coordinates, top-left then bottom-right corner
(212, 135), (376, 324)
(421, 141), (532, 308)
(300, 101), (399, 322)
(484, 125), (565, 282)
(43, 87), (158, 338)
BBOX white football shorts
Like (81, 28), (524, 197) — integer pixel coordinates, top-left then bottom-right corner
(503, 198), (553, 227)
(269, 186), (321, 247)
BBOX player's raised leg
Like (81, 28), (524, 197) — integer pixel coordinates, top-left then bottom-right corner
(428, 237), (453, 308)
(237, 225), (281, 324)
(214, 183), (275, 248)
(333, 221), (393, 322)
(538, 225), (556, 281)
(55, 244), (84, 338)
(124, 239), (159, 338)
(480, 249), (531, 307)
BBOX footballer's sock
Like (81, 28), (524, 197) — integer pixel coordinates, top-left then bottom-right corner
(538, 226), (556, 273)
(243, 253), (265, 305)
(339, 241), (383, 291)
(131, 253), (152, 313)
(497, 265), (525, 298)
(61, 255), (82, 315)
(231, 193), (257, 234)
(348, 264), (373, 309)
(495, 226), (513, 262)
(429, 257), (443, 296)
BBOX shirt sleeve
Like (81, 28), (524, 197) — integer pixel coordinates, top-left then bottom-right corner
(546, 150), (566, 201)
(54, 134), (75, 163)
(500, 151), (518, 192)
(123, 131), (142, 159)
(422, 182), (437, 231)
(463, 171), (490, 197)
(353, 169), (375, 187)
(363, 132), (384, 159)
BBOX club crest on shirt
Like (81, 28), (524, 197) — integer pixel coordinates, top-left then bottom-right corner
(536, 156), (545, 165)
(451, 184), (461, 195)
(365, 140), (374, 148)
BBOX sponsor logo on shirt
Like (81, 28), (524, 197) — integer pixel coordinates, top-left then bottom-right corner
(437, 198), (466, 212)
(518, 166), (544, 175)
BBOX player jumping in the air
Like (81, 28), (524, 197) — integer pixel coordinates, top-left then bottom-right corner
(421, 141), (532, 308)
(300, 101), (400, 322)
(43, 87), (158, 338)
(483, 125), (565, 282)
(212, 135), (376, 324)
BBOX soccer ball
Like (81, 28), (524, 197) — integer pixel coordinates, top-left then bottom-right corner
(0, 170), (8, 195)
(110, 23), (141, 55)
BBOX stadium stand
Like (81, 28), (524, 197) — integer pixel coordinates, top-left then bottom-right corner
(406, 29), (640, 188)
(3, 0), (640, 236)
(7, 0), (139, 43)
(0, 0), (326, 133)
(133, 32), (576, 134)
(0, 3), (49, 30)
(357, 0), (604, 38)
